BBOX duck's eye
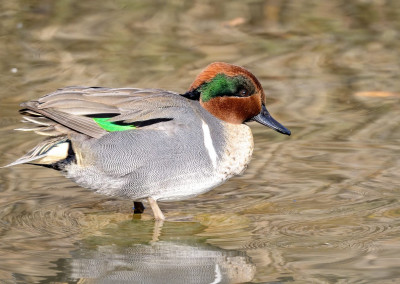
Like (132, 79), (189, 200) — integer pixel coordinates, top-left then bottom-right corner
(238, 89), (248, 97)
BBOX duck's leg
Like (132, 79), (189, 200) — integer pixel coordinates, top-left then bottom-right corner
(133, 201), (145, 214)
(148, 197), (165, 221)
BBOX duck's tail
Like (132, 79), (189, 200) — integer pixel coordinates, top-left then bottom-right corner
(3, 136), (74, 170)
(3, 108), (76, 170)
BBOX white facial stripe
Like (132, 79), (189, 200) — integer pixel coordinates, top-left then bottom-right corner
(201, 120), (217, 169)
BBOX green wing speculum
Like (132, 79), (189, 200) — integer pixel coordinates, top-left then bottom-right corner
(92, 117), (136, 132)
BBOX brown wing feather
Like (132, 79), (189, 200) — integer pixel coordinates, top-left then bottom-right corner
(21, 101), (108, 138)
(18, 87), (192, 139)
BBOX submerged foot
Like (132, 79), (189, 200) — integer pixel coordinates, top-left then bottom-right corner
(133, 201), (145, 214)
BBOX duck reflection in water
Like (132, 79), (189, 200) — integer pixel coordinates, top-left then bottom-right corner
(67, 221), (255, 284)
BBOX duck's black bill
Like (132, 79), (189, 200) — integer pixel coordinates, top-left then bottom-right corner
(252, 105), (291, 136)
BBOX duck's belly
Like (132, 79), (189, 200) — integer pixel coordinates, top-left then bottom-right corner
(126, 171), (228, 201)
(65, 160), (231, 201)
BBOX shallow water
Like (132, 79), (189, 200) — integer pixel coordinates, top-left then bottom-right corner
(1, 1), (400, 283)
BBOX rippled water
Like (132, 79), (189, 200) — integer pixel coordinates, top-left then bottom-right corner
(1, 1), (400, 283)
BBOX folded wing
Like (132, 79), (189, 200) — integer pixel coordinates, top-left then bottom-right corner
(19, 86), (191, 139)
(6, 87), (193, 167)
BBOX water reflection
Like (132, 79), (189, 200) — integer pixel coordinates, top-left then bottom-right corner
(52, 221), (255, 284)
(68, 242), (254, 283)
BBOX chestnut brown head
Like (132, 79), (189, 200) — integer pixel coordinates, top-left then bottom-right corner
(182, 62), (291, 135)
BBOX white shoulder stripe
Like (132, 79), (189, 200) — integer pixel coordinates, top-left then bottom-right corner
(201, 120), (217, 169)
(210, 264), (222, 284)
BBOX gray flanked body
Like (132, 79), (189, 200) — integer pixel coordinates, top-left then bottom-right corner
(67, 104), (253, 201)
(7, 87), (254, 202)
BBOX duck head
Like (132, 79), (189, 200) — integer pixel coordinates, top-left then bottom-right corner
(182, 62), (291, 135)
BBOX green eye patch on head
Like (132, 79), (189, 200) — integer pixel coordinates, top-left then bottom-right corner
(199, 73), (255, 102)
